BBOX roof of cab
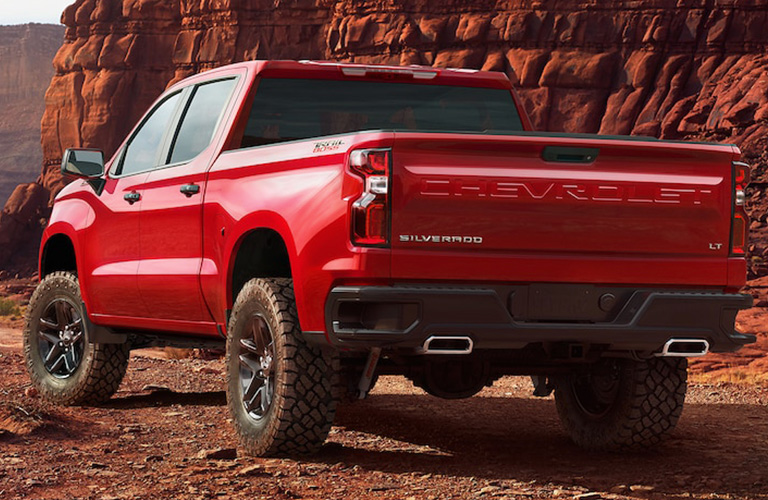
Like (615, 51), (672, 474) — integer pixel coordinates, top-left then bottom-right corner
(184, 59), (513, 89)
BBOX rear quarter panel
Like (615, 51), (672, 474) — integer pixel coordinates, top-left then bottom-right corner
(203, 132), (394, 332)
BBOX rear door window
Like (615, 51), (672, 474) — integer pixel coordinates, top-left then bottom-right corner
(240, 78), (523, 148)
(168, 78), (237, 164)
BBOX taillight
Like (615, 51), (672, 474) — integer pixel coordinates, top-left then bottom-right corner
(349, 148), (391, 246)
(731, 161), (751, 255)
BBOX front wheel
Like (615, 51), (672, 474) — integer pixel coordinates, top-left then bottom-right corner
(226, 278), (337, 456)
(23, 271), (129, 405)
(554, 357), (687, 450)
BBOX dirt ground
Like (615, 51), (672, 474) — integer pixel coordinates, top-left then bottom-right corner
(1, 277), (767, 500)
(0, 335), (766, 500)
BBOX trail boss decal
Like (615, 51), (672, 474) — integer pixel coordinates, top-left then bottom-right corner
(400, 235), (483, 244)
(313, 139), (344, 153)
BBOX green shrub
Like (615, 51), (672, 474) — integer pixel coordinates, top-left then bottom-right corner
(0, 298), (20, 317)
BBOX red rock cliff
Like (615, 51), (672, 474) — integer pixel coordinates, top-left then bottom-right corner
(4, 0), (768, 275)
(0, 24), (65, 274)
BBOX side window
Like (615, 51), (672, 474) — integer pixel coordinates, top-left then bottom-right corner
(118, 91), (183, 176)
(169, 78), (236, 165)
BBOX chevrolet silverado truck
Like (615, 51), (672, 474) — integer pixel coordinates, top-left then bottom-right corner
(25, 60), (755, 456)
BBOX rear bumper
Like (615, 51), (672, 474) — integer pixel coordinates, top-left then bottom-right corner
(311, 285), (754, 353)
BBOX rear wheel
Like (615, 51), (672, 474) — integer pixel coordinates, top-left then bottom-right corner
(23, 271), (129, 405)
(226, 278), (337, 456)
(554, 357), (687, 450)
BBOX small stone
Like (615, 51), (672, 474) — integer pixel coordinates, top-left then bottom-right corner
(370, 484), (399, 492)
(198, 448), (237, 460)
(24, 387), (38, 398)
(194, 366), (220, 374)
(25, 479), (42, 487)
(479, 486), (501, 495)
(575, 493), (602, 500)
(141, 384), (172, 392)
(237, 464), (269, 477)
(609, 485), (628, 494)
(629, 485), (655, 494)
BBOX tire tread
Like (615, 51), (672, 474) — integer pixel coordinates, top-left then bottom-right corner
(24, 271), (129, 406)
(555, 357), (687, 451)
(227, 278), (337, 456)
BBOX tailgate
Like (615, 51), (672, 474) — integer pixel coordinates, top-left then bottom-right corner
(390, 133), (737, 286)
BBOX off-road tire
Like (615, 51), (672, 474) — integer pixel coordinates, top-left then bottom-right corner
(226, 278), (337, 456)
(24, 271), (129, 405)
(554, 357), (687, 451)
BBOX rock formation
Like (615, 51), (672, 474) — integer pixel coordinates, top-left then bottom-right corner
(0, 24), (64, 274)
(4, 0), (768, 276)
(0, 24), (63, 201)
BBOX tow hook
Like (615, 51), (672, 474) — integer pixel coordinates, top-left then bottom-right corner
(531, 376), (554, 397)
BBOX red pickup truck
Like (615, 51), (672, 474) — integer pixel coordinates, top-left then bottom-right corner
(24, 60), (754, 456)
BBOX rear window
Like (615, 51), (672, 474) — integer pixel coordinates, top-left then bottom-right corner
(240, 78), (523, 148)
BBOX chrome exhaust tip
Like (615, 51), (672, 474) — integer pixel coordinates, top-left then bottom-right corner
(655, 338), (710, 358)
(422, 336), (474, 355)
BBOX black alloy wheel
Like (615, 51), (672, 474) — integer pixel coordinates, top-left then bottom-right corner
(24, 271), (130, 406)
(37, 298), (86, 378)
(226, 278), (338, 456)
(238, 314), (276, 420)
(569, 361), (621, 419)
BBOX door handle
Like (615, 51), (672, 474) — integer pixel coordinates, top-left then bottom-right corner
(180, 184), (200, 197)
(124, 191), (141, 204)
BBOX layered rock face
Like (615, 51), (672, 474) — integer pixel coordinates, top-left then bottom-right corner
(4, 0), (768, 275)
(0, 24), (64, 274)
(0, 23), (63, 203)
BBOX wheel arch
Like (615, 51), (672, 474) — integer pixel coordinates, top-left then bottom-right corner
(227, 226), (294, 312)
(40, 232), (78, 278)
(39, 220), (96, 315)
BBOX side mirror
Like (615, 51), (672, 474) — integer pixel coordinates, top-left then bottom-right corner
(61, 149), (105, 179)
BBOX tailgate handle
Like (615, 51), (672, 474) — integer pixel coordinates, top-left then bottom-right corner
(542, 147), (599, 164)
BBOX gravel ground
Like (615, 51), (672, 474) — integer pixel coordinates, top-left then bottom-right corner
(1, 341), (766, 500)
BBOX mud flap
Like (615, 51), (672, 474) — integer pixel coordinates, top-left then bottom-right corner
(83, 304), (128, 344)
